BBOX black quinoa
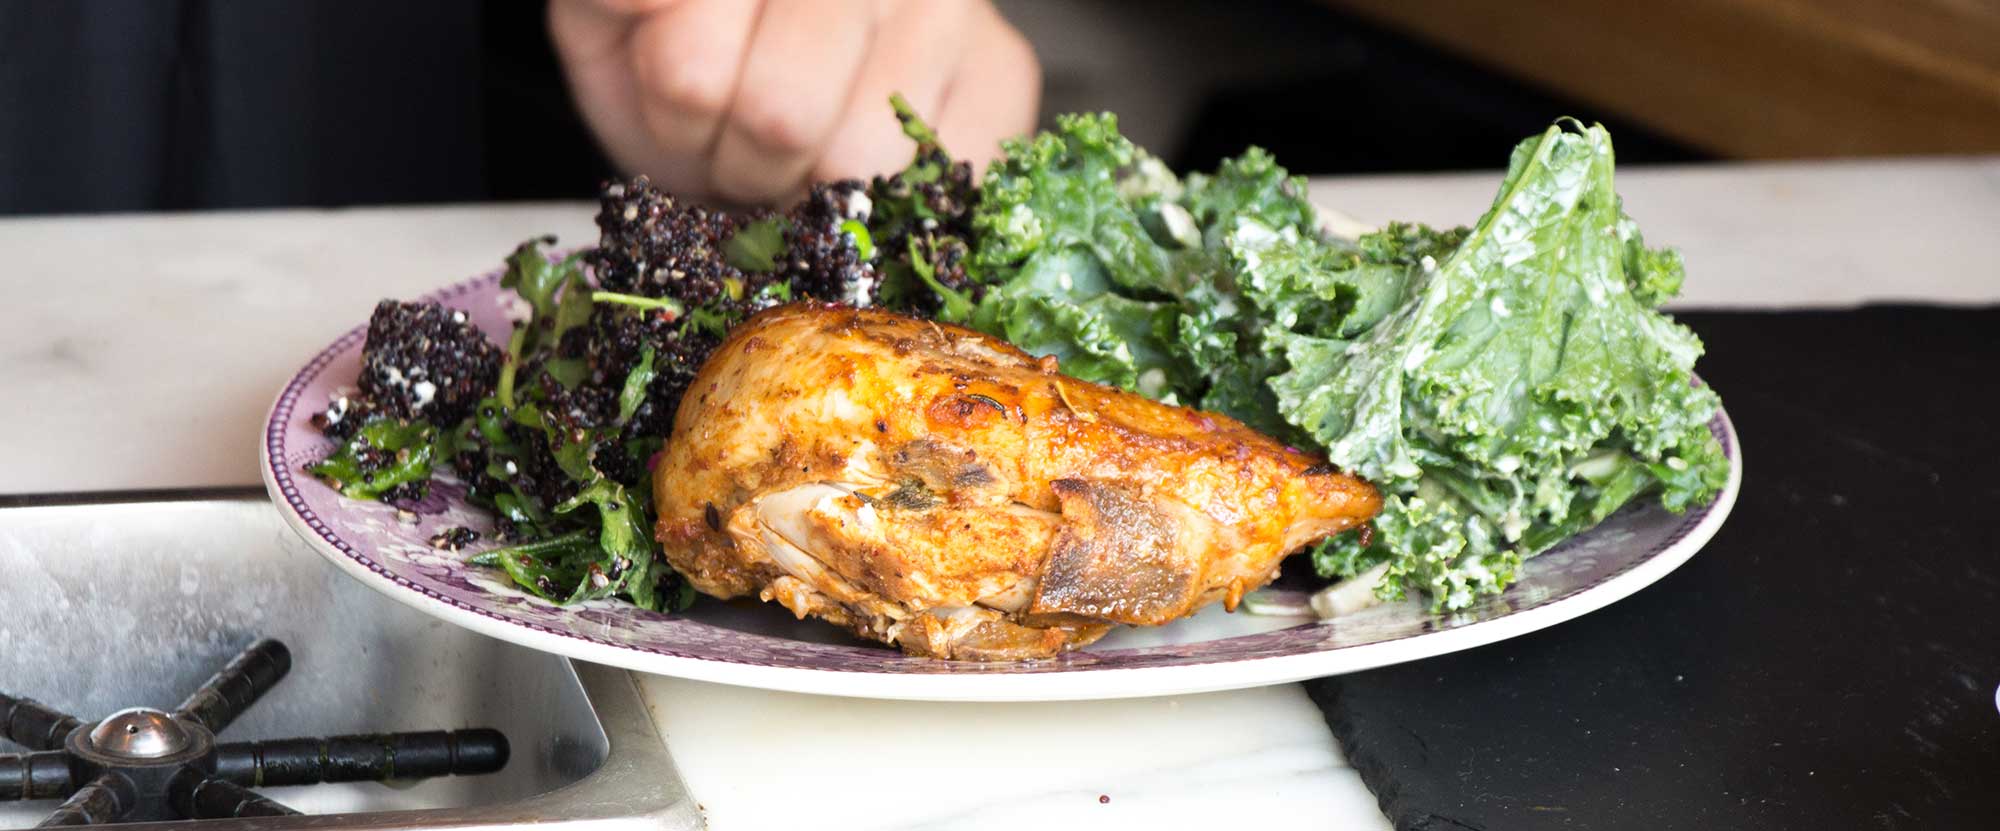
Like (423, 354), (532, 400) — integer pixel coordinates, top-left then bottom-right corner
(428, 526), (480, 551)
(588, 176), (746, 304)
(777, 180), (877, 305)
(311, 394), (380, 441)
(354, 300), (502, 427)
(378, 481), (429, 505)
(865, 144), (981, 315)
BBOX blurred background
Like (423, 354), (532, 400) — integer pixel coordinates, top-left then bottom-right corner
(3, 0), (1995, 215)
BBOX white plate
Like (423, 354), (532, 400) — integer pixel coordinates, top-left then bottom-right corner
(261, 270), (1741, 702)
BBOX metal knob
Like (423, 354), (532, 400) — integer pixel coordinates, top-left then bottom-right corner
(86, 708), (191, 759)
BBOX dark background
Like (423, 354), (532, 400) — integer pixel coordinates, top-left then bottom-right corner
(0, 0), (1703, 216)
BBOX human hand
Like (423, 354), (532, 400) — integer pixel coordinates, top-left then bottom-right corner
(549, 0), (1040, 206)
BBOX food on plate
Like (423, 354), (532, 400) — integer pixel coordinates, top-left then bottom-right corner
(922, 115), (1727, 611)
(307, 301), (506, 499)
(651, 305), (1378, 659)
(303, 96), (1727, 653)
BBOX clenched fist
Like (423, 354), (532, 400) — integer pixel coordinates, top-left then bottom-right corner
(549, 0), (1040, 205)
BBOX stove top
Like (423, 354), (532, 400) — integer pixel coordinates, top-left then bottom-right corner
(0, 495), (699, 831)
(4, 639), (507, 824)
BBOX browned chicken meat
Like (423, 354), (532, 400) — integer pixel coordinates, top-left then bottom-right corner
(652, 304), (1381, 660)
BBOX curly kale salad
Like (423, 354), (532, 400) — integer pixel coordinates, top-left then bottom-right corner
(306, 98), (1727, 617)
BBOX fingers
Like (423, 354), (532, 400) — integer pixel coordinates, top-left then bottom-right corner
(932, 0), (1039, 175)
(809, 0), (971, 184)
(559, 0), (1039, 204)
(707, 0), (873, 204)
(548, 0), (666, 57)
(548, 0), (660, 179)
(574, 0), (680, 14)
(626, 0), (763, 195)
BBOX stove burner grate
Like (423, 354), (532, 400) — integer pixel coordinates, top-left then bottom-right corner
(1, 639), (508, 826)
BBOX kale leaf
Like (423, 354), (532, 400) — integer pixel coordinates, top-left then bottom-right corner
(306, 418), (437, 500)
(1280, 122), (1726, 608)
(952, 114), (1328, 404)
(900, 112), (1727, 611)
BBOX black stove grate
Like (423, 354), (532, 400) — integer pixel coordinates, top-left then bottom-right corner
(1, 639), (507, 826)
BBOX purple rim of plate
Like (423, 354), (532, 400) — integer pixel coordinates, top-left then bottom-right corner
(264, 269), (1734, 676)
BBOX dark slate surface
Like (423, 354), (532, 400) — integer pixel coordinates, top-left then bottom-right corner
(1307, 306), (2000, 830)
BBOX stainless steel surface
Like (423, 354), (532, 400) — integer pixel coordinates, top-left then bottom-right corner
(85, 708), (189, 758)
(0, 496), (701, 831)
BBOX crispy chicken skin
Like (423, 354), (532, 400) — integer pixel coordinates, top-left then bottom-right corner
(653, 304), (1380, 660)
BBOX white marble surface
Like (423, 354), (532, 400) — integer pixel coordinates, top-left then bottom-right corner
(638, 676), (1383, 830)
(1, 202), (593, 494)
(2, 156), (1996, 830)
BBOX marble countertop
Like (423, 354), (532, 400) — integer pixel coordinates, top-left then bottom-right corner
(4, 155), (1995, 829)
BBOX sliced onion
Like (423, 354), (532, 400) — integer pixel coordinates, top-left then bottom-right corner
(1310, 562), (1391, 620)
(1239, 591), (1312, 617)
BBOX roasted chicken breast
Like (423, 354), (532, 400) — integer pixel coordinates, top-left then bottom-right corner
(653, 304), (1380, 660)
